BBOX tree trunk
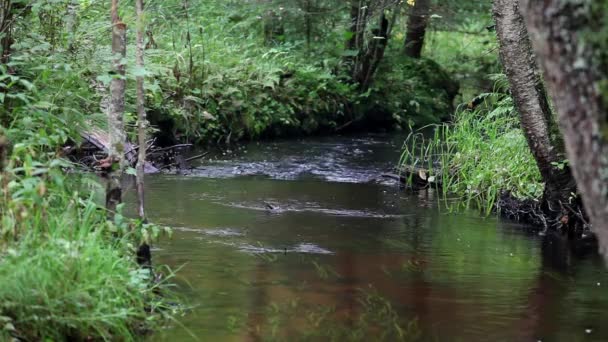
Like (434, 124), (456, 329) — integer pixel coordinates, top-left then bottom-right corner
(106, 0), (127, 216)
(404, 0), (430, 58)
(135, 0), (152, 269)
(304, 0), (312, 52)
(263, 9), (285, 45)
(520, 0), (608, 255)
(359, 11), (389, 90)
(345, 0), (370, 79)
(492, 0), (576, 226)
(136, 0), (146, 221)
(0, 0), (13, 65)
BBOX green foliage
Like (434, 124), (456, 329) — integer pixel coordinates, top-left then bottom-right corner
(400, 82), (543, 214)
(369, 56), (459, 128)
(6, 0), (463, 146)
(0, 40), (179, 340)
(423, 20), (500, 100)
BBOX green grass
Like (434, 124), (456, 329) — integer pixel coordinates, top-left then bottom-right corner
(400, 86), (543, 214)
(0, 149), (179, 340)
(0, 200), (168, 340)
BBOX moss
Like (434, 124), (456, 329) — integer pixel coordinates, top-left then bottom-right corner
(363, 56), (460, 128)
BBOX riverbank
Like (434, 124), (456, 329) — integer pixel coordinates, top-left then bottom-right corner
(398, 88), (591, 238)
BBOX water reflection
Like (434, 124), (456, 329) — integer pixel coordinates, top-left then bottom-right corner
(136, 134), (608, 341)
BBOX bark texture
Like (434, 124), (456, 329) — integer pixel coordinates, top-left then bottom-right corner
(106, 0), (127, 215)
(0, 0), (13, 65)
(404, 0), (430, 58)
(493, 0), (576, 223)
(345, 0), (370, 80)
(135, 0), (152, 270)
(521, 0), (608, 255)
(136, 0), (146, 220)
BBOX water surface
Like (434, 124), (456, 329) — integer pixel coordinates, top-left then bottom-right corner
(140, 134), (608, 341)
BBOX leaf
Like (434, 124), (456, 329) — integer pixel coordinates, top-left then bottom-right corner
(96, 74), (112, 86)
(18, 79), (34, 90)
(202, 111), (216, 120)
(125, 167), (137, 176)
(132, 65), (148, 77)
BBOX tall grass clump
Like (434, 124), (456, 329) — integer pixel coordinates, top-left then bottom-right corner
(400, 75), (543, 214)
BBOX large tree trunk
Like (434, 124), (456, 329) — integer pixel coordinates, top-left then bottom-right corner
(404, 0), (430, 58)
(492, 0), (576, 227)
(520, 0), (608, 255)
(106, 0), (127, 216)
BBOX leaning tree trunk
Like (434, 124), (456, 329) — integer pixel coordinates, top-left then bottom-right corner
(106, 0), (127, 216)
(521, 0), (608, 256)
(492, 0), (576, 226)
(404, 0), (430, 58)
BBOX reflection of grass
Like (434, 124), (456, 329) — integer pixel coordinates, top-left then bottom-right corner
(380, 237), (414, 252)
(311, 260), (341, 280)
(255, 286), (421, 341)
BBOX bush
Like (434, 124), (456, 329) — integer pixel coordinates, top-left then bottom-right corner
(367, 56), (460, 128)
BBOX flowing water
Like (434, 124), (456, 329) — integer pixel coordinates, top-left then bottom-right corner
(140, 134), (608, 341)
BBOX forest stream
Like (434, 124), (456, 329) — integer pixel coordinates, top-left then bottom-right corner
(134, 134), (608, 341)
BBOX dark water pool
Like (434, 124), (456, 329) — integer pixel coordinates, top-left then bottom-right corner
(136, 134), (608, 341)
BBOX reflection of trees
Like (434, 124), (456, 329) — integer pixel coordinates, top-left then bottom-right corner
(522, 233), (606, 341)
(336, 250), (360, 328)
(246, 260), (269, 341)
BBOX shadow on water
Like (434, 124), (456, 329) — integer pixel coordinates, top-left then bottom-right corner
(127, 134), (608, 341)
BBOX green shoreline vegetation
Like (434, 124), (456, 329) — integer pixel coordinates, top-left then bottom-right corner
(0, 89), (178, 339)
(399, 75), (544, 215)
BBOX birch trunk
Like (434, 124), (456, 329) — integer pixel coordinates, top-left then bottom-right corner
(106, 0), (127, 215)
(520, 0), (608, 256)
(492, 0), (576, 223)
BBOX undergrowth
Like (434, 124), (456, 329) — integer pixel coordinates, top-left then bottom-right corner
(0, 48), (180, 341)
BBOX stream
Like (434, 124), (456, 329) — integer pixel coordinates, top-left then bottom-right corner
(135, 134), (608, 341)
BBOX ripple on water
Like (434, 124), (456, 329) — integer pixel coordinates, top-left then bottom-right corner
(218, 201), (404, 218)
(173, 226), (245, 237)
(202, 228), (245, 237)
(212, 241), (334, 255)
